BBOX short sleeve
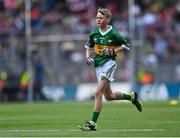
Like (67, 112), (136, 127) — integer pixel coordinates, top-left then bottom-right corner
(85, 34), (94, 49)
(115, 31), (131, 50)
(116, 32), (128, 45)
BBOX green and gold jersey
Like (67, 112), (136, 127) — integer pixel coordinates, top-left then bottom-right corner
(85, 26), (128, 67)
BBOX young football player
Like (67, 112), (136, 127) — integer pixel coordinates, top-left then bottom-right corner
(79, 7), (142, 131)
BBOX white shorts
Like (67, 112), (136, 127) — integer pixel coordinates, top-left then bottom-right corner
(96, 60), (117, 82)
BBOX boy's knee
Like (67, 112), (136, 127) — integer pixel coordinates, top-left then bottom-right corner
(95, 91), (103, 98)
(104, 94), (114, 101)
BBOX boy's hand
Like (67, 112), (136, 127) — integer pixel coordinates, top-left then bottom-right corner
(85, 57), (94, 66)
(101, 48), (115, 56)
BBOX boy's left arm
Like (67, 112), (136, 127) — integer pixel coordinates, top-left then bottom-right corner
(101, 43), (131, 56)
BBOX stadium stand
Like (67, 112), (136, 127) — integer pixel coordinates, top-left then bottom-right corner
(0, 0), (179, 101)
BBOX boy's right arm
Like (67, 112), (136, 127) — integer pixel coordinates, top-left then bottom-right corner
(85, 48), (94, 66)
(85, 31), (95, 66)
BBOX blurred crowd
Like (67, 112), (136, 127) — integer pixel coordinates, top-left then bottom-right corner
(0, 0), (180, 95)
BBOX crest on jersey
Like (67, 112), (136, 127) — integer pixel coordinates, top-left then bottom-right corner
(108, 40), (112, 43)
(108, 39), (112, 44)
(94, 38), (97, 42)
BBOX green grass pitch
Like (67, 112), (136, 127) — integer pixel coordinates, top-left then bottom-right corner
(0, 101), (180, 137)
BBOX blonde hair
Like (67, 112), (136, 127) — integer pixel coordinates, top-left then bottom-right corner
(97, 7), (112, 19)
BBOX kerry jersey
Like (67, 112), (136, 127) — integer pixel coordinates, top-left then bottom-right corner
(85, 26), (128, 67)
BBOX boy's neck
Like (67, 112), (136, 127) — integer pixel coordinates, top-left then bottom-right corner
(100, 25), (108, 33)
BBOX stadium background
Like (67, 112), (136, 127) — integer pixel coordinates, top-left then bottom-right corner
(0, 0), (179, 102)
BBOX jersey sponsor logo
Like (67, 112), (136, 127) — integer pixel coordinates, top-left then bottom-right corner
(94, 44), (117, 55)
(108, 39), (112, 44)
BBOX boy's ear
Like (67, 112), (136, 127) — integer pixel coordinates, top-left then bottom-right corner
(106, 17), (111, 23)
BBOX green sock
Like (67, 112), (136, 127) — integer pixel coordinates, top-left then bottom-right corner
(91, 112), (100, 123)
(122, 93), (132, 101)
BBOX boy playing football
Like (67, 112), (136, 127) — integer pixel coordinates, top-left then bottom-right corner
(79, 7), (142, 131)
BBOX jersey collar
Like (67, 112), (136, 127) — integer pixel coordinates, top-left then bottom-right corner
(99, 25), (112, 36)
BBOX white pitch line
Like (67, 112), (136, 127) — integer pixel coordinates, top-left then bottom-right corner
(0, 116), (63, 121)
(0, 129), (60, 132)
(68, 129), (166, 132)
(0, 129), (166, 132)
(100, 129), (166, 132)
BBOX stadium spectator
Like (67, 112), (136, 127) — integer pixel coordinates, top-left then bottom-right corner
(31, 50), (45, 100)
(154, 34), (169, 60)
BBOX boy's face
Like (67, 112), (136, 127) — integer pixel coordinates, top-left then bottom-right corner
(96, 12), (110, 28)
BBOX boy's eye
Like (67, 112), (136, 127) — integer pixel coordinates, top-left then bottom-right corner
(96, 17), (102, 20)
